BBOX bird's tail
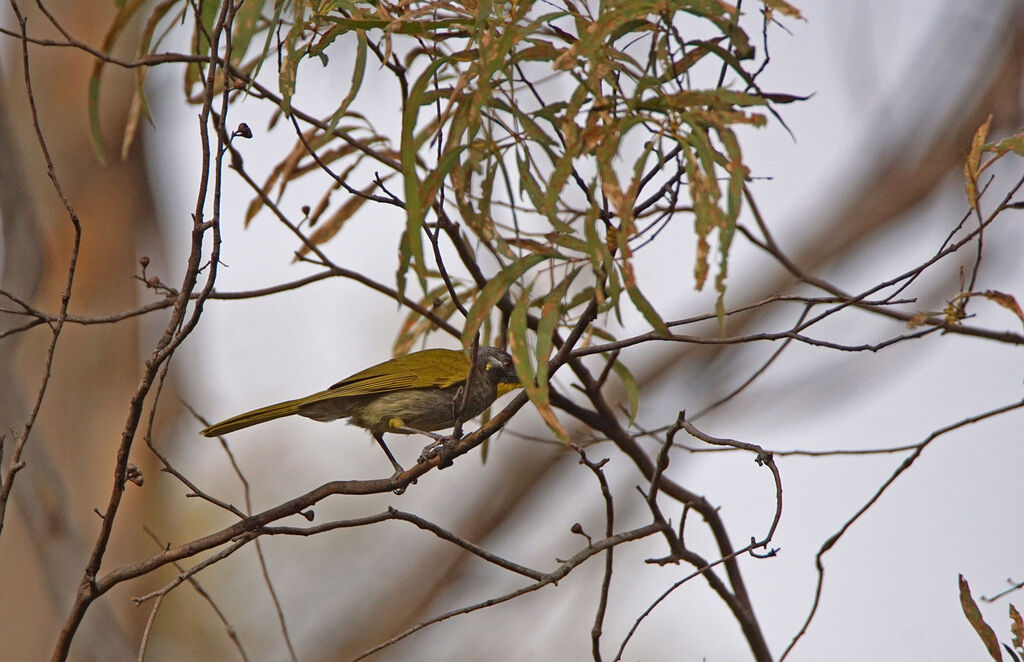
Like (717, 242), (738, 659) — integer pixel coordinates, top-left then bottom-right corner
(199, 397), (306, 437)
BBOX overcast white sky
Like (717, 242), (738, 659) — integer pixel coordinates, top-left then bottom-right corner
(137, 1), (1024, 659)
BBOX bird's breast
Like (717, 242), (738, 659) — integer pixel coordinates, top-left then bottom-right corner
(352, 384), (496, 434)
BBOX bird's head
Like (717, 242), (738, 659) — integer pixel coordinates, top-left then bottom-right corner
(474, 346), (521, 396)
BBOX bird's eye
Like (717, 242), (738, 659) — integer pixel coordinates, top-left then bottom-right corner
(484, 362), (493, 371)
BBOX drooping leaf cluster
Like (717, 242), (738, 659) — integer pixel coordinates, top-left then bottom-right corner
(97, 0), (802, 438)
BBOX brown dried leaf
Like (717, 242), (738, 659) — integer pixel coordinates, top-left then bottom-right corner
(293, 177), (391, 260)
(982, 290), (1024, 328)
(1010, 604), (1023, 651)
(959, 574), (1003, 661)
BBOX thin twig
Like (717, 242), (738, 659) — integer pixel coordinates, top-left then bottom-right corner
(264, 507), (545, 581)
(982, 578), (1024, 603)
(571, 445), (616, 662)
(779, 396), (1024, 661)
(51, 0), (237, 657)
(0, 0), (83, 542)
(689, 304), (812, 420)
(141, 527), (250, 662)
(677, 414), (783, 551)
(351, 523), (663, 662)
(184, 403), (297, 661)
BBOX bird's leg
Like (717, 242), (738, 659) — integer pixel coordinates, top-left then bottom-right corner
(373, 433), (406, 488)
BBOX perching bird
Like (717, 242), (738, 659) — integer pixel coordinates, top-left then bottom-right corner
(200, 346), (520, 474)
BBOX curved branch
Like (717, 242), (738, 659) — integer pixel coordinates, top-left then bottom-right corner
(779, 396), (1024, 660)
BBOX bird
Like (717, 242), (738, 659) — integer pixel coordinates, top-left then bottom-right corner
(199, 346), (520, 475)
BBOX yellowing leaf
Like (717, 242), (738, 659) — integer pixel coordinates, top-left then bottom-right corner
(763, 0), (805, 19)
(987, 132), (1024, 157)
(509, 287), (569, 443)
(536, 402), (570, 443)
(964, 115), (992, 218)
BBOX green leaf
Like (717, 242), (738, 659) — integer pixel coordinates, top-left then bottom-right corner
(988, 132), (1024, 157)
(395, 229), (418, 301)
(534, 101), (568, 121)
(480, 436), (490, 463)
(713, 125), (746, 323)
(278, 16), (308, 114)
(462, 254), (547, 347)
(611, 359), (639, 424)
(516, 154), (547, 213)
(622, 261), (669, 336)
(231, 0), (265, 65)
(582, 208), (608, 276)
(248, 0), (288, 86)
(329, 33), (367, 131)
(565, 286), (596, 312)
(323, 15), (464, 35)
(489, 97), (558, 148)
(126, 0), (180, 158)
(608, 18), (654, 42)
(421, 144), (471, 213)
(398, 56), (452, 297)
(89, 0), (150, 163)
(683, 130), (727, 292)
(540, 85), (589, 226)
(87, 75), (107, 164)
(514, 40), (560, 63)
(184, 0), (220, 94)
(535, 269), (579, 387)
(508, 287), (534, 381)
(193, 0), (219, 56)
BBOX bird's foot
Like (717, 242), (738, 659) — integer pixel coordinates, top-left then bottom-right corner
(419, 439), (460, 469)
(417, 437), (450, 463)
(387, 466), (416, 495)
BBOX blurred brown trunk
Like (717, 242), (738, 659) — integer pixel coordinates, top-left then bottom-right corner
(0, 1), (166, 659)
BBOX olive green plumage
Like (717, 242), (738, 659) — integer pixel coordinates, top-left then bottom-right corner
(200, 347), (520, 473)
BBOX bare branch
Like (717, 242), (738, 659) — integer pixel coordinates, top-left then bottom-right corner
(352, 523), (663, 662)
(0, 0), (83, 541)
(780, 396), (1024, 661)
(571, 445), (617, 662)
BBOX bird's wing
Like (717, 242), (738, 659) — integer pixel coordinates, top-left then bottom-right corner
(323, 348), (469, 396)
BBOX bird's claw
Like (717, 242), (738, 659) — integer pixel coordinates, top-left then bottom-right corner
(418, 438), (457, 468)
